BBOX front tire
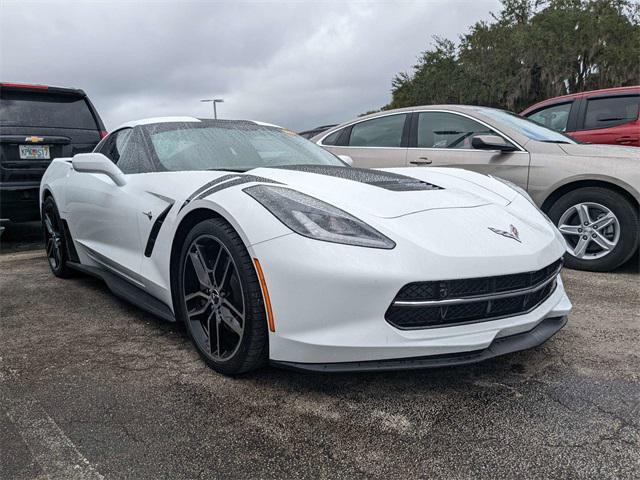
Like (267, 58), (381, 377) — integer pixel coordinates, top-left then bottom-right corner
(176, 218), (268, 375)
(548, 187), (639, 272)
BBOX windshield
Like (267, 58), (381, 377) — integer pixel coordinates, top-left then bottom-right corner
(477, 108), (577, 144)
(144, 121), (345, 172)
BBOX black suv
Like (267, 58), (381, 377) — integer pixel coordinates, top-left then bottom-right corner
(0, 83), (106, 232)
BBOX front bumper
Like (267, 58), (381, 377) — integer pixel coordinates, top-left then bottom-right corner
(250, 226), (571, 365)
(273, 315), (567, 372)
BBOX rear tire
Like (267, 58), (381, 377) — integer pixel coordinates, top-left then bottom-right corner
(42, 197), (73, 278)
(548, 187), (638, 272)
(175, 218), (268, 375)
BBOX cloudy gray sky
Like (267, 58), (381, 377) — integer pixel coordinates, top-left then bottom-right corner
(1, 0), (499, 131)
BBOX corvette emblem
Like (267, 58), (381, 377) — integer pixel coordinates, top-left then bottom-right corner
(142, 211), (153, 220)
(488, 224), (521, 243)
(25, 136), (44, 143)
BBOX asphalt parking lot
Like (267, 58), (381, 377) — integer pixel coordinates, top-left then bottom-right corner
(1, 225), (639, 479)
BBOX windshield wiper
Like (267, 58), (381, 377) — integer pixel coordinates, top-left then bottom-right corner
(205, 167), (249, 173)
(540, 140), (571, 144)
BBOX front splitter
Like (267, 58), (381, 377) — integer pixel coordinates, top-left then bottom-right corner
(271, 315), (567, 373)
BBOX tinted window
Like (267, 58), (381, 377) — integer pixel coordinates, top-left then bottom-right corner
(527, 102), (572, 132)
(348, 114), (406, 147)
(144, 122), (344, 172)
(584, 95), (640, 130)
(417, 112), (492, 149)
(0, 90), (97, 129)
(322, 129), (342, 145)
(116, 128), (156, 174)
(99, 129), (132, 164)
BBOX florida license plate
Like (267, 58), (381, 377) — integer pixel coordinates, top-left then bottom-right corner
(19, 145), (50, 160)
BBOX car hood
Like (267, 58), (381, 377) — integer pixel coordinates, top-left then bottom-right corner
(558, 143), (640, 159)
(248, 166), (516, 219)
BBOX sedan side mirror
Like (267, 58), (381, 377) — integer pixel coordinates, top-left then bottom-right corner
(337, 155), (354, 166)
(471, 134), (518, 153)
(72, 153), (127, 186)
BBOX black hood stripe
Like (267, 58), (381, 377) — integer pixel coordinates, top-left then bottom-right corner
(193, 175), (281, 200)
(180, 174), (241, 211)
(180, 174), (282, 211)
(274, 165), (443, 191)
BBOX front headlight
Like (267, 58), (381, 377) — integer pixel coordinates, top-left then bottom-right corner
(244, 185), (395, 249)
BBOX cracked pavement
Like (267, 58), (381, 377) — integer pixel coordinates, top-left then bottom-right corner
(1, 245), (638, 479)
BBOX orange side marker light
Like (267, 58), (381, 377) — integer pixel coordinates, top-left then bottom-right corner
(253, 258), (275, 332)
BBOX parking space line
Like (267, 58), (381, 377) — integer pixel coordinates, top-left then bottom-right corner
(3, 393), (104, 480)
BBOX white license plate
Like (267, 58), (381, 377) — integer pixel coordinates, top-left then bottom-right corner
(19, 145), (50, 160)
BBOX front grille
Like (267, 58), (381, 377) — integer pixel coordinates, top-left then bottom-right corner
(385, 259), (562, 329)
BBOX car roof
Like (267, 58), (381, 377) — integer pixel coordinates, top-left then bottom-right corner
(521, 86), (640, 114)
(114, 117), (283, 130)
(0, 81), (87, 96)
(311, 104), (535, 148)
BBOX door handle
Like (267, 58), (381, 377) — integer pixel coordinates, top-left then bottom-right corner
(615, 136), (634, 145)
(410, 157), (432, 165)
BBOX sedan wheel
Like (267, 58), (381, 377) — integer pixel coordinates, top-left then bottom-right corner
(558, 202), (620, 261)
(549, 187), (638, 272)
(177, 218), (268, 375)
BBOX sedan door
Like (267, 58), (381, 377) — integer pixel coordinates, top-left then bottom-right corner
(405, 111), (531, 190)
(571, 94), (640, 147)
(317, 113), (409, 168)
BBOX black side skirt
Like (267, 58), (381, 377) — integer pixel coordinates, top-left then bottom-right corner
(271, 316), (567, 373)
(67, 261), (176, 322)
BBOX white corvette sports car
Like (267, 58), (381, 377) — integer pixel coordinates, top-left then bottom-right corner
(40, 117), (571, 375)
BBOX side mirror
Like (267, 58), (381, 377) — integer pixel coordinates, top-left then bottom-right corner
(72, 153), (127, 186)
(337, 154), (354, 166)
(471, 135), (518, 153)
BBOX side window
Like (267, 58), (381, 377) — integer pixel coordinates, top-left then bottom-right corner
(417, 112), (493, 149)
(98, 128), (132, 164)
(348, 114), (407, 147)
(116, 127), (156, 174)
(322, 129), (342, 145)
(583, 95), (640, 130)
(527, 102), (572, 132)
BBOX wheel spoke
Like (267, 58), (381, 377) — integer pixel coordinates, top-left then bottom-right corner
(44, 215), (55, 235)
(219, 307), (243, 335)
(558, 224), (581, 236)
(222, 298), (244, 321)
(187, 297), (212, 317)
(573, 236), (590, 258)
(217, 257), (232, 290)
(52, 244), (61, 267)
(188, 246), (212, 290)
(46, 238), (54, 256)
(211, 246), (223, 274)
(215, 313), (221, 356)
(185, 291), (209, 302)
(592, 231), (615, 251)
(592, 213), (615, 231)
(576, 204), (592, 225)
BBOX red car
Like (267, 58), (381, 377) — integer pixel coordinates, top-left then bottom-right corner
(521, 86), (640, 147)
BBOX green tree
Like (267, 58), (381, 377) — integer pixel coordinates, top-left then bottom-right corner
(386, 0), (640, 112)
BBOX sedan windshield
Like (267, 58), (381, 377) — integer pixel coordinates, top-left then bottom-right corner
(477, 108), (577, 144)
(144, 121), (345, 172)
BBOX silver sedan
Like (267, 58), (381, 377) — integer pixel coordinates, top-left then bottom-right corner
(312, 105), (639, 272)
